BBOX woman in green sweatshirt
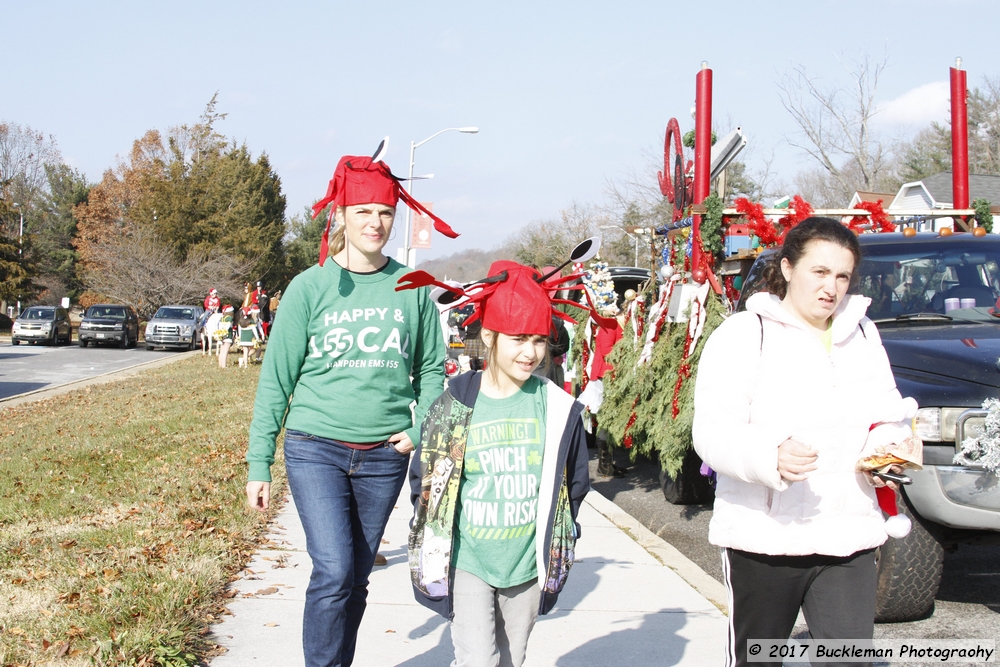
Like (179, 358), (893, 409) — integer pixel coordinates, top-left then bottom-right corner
(245, 149), (456, 667)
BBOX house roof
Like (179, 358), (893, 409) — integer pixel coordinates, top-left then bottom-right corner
(850, 191), (896, 205)
(920, 172), (1000, 205)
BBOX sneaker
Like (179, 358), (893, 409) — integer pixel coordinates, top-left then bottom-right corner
(596, 460), (627, 478)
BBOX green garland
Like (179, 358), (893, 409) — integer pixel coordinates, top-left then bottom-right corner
(567, 315), (590, 396)
(973, 199), (993, 233)
(701, 192), (724, 258)
(597, 288), (726, 476)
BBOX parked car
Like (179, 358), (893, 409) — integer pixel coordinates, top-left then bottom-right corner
(11, 305), (72, 346)
(144, 305), (204, 351)
(79, 304), (140, 348)
(607, 266), (655, 307)
(734, 231), (1000, 622)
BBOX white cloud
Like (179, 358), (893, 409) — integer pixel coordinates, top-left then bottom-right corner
(874, 81), (950, 130)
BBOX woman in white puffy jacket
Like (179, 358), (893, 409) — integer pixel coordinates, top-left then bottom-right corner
(693, 218), (916, 667)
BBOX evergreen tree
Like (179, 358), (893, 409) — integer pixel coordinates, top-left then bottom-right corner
(284, 204), (328, 280)
(26, 164), (90, 301)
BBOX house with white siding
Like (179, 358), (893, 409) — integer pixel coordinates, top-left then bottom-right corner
(887, 172), (1000, 231)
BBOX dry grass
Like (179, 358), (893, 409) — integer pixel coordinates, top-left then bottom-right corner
(0, 355), (284, 666)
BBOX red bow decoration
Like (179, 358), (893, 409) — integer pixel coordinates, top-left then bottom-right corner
(735, 195), (815, 248)
(848, 200), (895, 234)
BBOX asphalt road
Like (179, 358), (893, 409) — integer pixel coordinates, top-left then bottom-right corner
(0, 342), (183, 400)
(591, 449), (1000, 643)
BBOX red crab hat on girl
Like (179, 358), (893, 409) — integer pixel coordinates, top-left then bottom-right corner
(395, 258), (615, 337)
(310, 139), (459, 266)
(479, 261), (556, 336)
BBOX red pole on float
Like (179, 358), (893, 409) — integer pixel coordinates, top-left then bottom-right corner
(691, 61), (712, 284)
(951, 58), (969, 222)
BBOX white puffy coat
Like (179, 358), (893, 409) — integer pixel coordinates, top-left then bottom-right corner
(692, 292), (916, 557)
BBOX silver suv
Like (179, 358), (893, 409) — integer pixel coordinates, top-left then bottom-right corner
(145, 305), (204, 351)
(11, 306), (72, 346)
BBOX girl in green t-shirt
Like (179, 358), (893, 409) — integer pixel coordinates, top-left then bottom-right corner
(407, 261), (591, 667)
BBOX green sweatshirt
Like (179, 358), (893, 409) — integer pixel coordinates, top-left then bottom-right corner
(247, 258), (445, 482)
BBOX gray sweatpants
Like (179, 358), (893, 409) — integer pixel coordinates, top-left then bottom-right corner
(450, 568), (541, 667)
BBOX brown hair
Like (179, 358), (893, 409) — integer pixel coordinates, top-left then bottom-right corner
(760, 217), (862, 299)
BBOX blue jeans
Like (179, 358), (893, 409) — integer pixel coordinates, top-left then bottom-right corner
(283, 429), (410, 667)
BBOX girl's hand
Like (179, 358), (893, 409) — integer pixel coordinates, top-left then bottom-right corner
(246, 481), (270, 511)
(777, 439), (818, 482)
(388, 432), (414, 455)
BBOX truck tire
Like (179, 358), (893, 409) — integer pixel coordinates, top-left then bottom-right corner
(874, 491), (944, 623)
(659, 449), (715, 505)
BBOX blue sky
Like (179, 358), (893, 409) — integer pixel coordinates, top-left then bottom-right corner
(5, 0), (998, 262)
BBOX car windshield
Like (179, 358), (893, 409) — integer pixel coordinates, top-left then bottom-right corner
(87, 306), (126, 319)
(21, 308), (55, 320)
(857, 243), (1000, 322)
(154, 307), (196, 320)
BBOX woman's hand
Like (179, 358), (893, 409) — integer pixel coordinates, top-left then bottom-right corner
(388, 432), (414, 455)
(777, 439), (818, 483)
(866, 463), (903, 491)
(246, 481), (270, 512)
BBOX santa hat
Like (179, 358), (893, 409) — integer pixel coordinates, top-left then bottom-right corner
(876, 486), (912, 539)
(311, 139), (459, 266)
(864, 428), (922, 540)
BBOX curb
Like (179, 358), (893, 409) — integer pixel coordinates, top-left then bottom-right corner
(0, 349), (201, 408)
(584, 488), (729, 615)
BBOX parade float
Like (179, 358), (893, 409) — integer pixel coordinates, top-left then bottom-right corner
(574, 60), (994, 507)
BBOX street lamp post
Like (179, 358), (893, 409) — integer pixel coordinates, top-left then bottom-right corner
(600, 225), (641, 267)
(12, 202), (23, 315)
(401, 126), (479, 268)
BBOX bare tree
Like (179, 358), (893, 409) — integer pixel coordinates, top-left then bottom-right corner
(778, 52), (898, 205)
(502, 203), (635, 269)
(79, 225), (256, 318)
(0, 121), (63, 208)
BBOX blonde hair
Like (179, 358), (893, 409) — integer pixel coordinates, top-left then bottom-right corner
(328, 207), (347, 256)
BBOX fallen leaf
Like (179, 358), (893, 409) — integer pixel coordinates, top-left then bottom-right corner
(385, 629), (396, 633)
(264, 622), (278, 627)
(256, 587), (278, 596)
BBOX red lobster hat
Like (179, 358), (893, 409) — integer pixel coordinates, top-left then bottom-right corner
(395, 257), (617, 336)
(311, 139), (459, 266)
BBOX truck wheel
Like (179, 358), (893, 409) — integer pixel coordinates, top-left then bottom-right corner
(12, 339), (19, 346)
(79, 339), (88, 348)
(659, 449), (715, 505)
(874, 491), (944, 622)
(145, 342), (154, 351)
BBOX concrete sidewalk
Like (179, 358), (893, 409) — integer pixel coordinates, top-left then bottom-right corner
(209, 488), (729, 666)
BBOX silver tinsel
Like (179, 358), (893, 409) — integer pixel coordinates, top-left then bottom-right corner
(954, 398), (1000, 475)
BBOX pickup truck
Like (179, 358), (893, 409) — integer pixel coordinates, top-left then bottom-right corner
(737, 231), (1000, 622)
(144, 305), (204, 351)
